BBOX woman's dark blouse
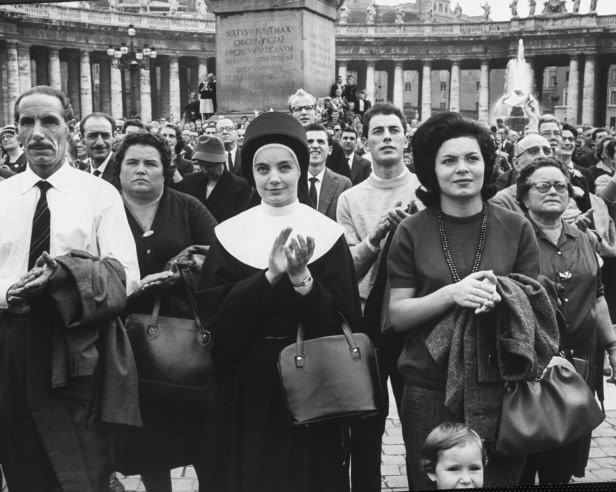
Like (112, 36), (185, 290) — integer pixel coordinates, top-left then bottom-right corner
(531, 219), (603, 353)
(387, 203), (540, 390)
(125, 187), (217, 315)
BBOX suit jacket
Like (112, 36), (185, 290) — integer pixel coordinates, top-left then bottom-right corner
(348, 153), (372, 185)
(227, 146), (243, 176)
(176, 169), (251, 223)
(175, 155), (194, 177)
(88, 154), (121, 190)
(316, 168), (352, 221)
(356, 99), (372, 116)
(326, 141), (351, 180)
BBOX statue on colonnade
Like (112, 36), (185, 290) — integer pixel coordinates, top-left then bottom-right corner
(542, 0), (567, 15)
(590, 0), (598, 13)
(529, 0), (536, 16)
(395, 4), (404, 24)
(366, 2), (376, 24)
(481, 1), (491, 20)
(454, 2), (462, 19)
(338, 3), (349, 24)
(510, 0), (518, 17)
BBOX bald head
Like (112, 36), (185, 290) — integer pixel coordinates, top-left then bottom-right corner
(514, 134), (553, 170)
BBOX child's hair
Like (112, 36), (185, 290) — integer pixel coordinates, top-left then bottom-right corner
(420, 422), (487, 474)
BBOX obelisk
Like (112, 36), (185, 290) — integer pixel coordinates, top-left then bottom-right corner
(205, 0), (342, 113)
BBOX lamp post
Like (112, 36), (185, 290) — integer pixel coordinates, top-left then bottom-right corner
(106, 24), (157, 71)
(107, 24), (156, 118)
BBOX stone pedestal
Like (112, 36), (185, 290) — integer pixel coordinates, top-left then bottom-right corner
(206, 0), (342, 113)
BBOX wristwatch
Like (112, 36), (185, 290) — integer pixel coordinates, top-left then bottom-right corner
(291, 274), (313, 288)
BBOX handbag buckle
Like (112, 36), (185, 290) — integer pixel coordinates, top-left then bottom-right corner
(350, 347), (361, 360)
(146, 324), (159, 338)
(295, 355), (305, 368)
(199, 329), (212, 346)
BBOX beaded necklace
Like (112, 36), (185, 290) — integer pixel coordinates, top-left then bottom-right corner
(437, 206), (488, 283)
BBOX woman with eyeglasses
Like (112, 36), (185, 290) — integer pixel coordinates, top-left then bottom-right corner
(516, 157), (616, 486)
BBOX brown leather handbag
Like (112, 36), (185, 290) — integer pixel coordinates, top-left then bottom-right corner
(125, 279), (214, 406)
(278, 317), (383, 425)
(495, 356), (604, 456)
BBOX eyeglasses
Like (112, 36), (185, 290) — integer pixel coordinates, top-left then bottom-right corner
(529, 181), (569, 193)
(217, 126), (235, 133)
(333, 127), (342, 132)
(516, 145), (553, 159)
(292, 105), (315, 112)
(540, 130), (562, 138)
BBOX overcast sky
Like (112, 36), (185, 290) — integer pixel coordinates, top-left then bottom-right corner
(376, 0), (615, 21)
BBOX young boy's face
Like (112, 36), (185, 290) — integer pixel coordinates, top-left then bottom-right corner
(428, 443), (484, 489)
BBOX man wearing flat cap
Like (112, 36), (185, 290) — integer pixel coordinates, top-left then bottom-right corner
(0, 125), (27, 179)
(175, 135), (251, 223)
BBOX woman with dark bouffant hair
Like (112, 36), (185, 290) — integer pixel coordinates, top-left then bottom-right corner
(387, 112), (541, 489)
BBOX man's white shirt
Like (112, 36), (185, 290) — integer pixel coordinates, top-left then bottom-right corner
(0, 162), (140, 308)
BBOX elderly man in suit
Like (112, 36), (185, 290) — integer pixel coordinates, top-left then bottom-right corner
(80, 112), (120, 188)
(305, 123), (351, 221)
(216, 118), (242, 175)
(340, 126), (371, 185)
(176, 135), (251, 223)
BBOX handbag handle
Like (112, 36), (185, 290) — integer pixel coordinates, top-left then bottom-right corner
(146, 268), (210, 344)
(294, 314), (361, 368)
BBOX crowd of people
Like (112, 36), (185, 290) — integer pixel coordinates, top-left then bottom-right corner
(1, 80), (616, 492)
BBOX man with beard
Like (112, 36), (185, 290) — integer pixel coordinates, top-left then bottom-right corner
(176, 135), (250, 223)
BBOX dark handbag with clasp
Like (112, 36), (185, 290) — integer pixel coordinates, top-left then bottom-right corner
(125, 276), (214, 406)
(278, 316), (383, 425)
(495, 356), (604, 456)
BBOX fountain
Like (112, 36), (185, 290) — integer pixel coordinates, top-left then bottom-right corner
(491, 40), (541, 132)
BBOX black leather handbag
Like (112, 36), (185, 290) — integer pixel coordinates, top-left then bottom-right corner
(278, 317), (383, 425)
(125, 279), (214, 406)
(495, 356), (604, 456)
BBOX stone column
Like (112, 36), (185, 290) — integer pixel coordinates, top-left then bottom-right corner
(0, 46), (8, 124)
(48, 48), (62, 90)
(582, 54), (596, 126)
(99, 59), (111, 115)
(160, 59), (170, 120)
(421, 60), (432, 121)
(18, 44), (32, 93)
(566, 56), (580, 125)
(169, 56), (181, 122)
(79, 50), (93, 118)
(393, 61), (404, 110)
(110, 64), (123, 120)
(337, 61), (347, 83)
(140, 67), (152, 123)
(7, 42), (19, 123)
(365, 60), (375, 105)
(450, 61), (461, 113)
(478, 60), (490, 125)
(198, 57), (209, 83)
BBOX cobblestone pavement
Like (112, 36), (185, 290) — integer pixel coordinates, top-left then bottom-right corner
(118, 381), (616, 491)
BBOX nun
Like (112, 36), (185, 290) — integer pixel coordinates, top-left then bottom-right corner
(195, 112), (361, 492)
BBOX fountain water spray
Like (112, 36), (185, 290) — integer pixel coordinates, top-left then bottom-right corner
(491, 40), (541, 132)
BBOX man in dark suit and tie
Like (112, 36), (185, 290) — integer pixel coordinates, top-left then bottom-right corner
(340, 127), (371, 185)
(216, 118), (242, 175)
(288, 88), (351, 181)
(305, 123), (351, 221)
(175, 136), (251, 223)
(329, 75), (345, 98)
(80, 112), (120, 188)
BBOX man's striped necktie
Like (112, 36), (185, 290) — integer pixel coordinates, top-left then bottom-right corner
(28, 181), (52, 270)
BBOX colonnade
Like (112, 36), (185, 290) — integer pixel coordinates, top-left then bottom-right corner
(337, 54), (599, 126)
(0, 41), (213, 124)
